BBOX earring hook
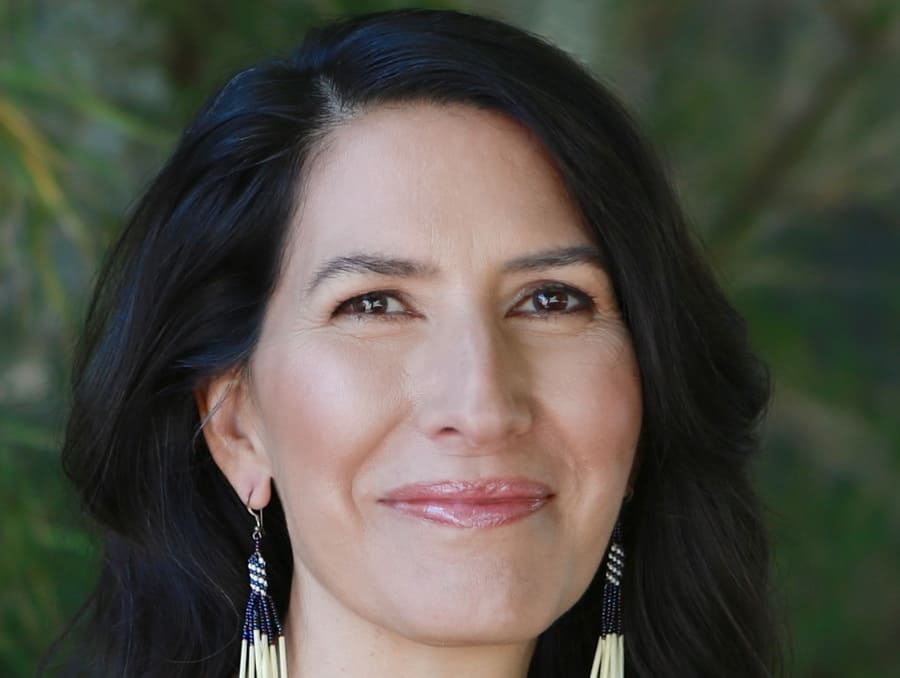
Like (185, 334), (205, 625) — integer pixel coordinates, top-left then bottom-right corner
(247, 503), (264, 539)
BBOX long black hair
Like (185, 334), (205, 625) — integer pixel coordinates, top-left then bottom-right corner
(48, 8), (782, 677)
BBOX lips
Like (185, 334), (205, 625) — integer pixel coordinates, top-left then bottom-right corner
(379, 478), (553, 528)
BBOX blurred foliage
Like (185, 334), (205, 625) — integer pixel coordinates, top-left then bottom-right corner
(1, 0), (898, 676)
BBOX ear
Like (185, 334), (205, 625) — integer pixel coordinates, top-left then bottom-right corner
(194, 369), (272, 510)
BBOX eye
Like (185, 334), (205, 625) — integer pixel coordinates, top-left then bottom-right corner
(511, 284), (595, 317)
(333, 291), (410, 319)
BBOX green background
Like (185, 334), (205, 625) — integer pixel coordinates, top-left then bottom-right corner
(2, 1), (898, 675)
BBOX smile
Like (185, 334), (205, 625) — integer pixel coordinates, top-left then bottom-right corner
(379, 478), (553, 528)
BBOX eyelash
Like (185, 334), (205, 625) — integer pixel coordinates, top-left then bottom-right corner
(331, 283), (597, 321)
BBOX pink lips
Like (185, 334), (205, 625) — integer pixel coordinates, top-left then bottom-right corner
(379, 478), (553, 529)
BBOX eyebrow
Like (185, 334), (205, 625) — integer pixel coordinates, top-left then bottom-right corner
(304, 244), (606, 296)
(504, 244), (606, 273)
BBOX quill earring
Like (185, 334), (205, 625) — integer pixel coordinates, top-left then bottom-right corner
(589, 520), (624, 678)
(239, 506), (288, 678)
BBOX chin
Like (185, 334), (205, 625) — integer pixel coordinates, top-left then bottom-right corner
(402, 617), (550, 647)
(379, 586), (567, 646)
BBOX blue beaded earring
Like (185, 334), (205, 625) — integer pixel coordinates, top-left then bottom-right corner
(589, 519), (625, 678)
(239, 506), (288, 678)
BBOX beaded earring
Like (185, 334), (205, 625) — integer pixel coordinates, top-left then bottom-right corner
(589, 520), (625, 678)
(238, 506), (288, 678)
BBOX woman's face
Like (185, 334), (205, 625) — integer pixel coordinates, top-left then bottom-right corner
(243, 103), (642, 644)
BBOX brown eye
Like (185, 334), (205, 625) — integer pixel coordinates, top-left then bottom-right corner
(352, 293), (388, 314)
(334, 291), (408, 318)
(515, 285), (594, 316)
(534, 289), (569, 312)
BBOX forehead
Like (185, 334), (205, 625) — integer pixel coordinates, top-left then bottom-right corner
(289, 102), (589, 274)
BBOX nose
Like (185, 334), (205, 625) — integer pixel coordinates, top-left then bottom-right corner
(412, 314), (533, 450)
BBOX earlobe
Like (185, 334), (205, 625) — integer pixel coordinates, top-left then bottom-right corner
(194, 370), (272, 510)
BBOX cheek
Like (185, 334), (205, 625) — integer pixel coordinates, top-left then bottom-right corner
(528, 331), (641, 551)
(531, 329), (642, 459)
(572, 346), (641, 468)
(252, 334), (405, 517)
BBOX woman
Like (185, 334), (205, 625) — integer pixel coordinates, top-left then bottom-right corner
(50, 8), (782, 677)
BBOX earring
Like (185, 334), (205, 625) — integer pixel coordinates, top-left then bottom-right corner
(589, 519), (625, 678)
(239, 505), (288, 678)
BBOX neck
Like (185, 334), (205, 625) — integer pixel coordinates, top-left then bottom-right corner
(284, 573), (536, 678)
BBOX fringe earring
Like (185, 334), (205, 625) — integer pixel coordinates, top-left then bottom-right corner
(589, 520), (625, 678)
(239, 506), (288, 678)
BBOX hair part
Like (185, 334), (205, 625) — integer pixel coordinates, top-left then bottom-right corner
(47, 8), (781, 677)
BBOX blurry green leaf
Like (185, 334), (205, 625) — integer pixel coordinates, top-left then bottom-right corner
(0, 416), (58, 452)
(0, 64), (175, 149)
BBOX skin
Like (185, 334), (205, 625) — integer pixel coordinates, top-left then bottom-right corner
(198, 102), (642, 678)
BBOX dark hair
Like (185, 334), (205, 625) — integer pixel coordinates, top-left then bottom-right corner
(48, 8), (781, 677)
